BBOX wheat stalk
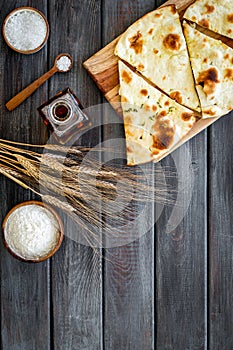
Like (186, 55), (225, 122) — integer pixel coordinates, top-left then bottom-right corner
(0, 139), (175, 244)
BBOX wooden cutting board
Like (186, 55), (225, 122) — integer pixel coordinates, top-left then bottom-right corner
(83, 0), (233, 161)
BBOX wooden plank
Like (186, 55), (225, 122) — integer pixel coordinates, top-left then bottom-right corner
(48, 0), (103, 349)
(104, 235), (155, 349)
(156, 131), (208, 348)
(83, 37), (119, 97)
(0, 1), (50, 350)
(102, 1), (156, 349)
(208, 111), (233, 349)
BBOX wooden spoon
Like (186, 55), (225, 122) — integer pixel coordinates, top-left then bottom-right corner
(6, 53), (73, 111)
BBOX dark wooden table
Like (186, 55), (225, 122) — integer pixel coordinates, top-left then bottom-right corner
(1, 1), (233, 349)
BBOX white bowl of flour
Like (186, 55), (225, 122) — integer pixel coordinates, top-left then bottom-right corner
(2, 201), (64, 262)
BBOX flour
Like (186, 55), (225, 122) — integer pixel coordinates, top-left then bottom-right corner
(4, 204), (60, 260)
(4, 9), (47, 51)
(56, 56), (72, 71)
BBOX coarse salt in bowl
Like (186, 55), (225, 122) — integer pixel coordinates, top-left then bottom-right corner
(2, 201), (64, 262)
(2, 7), (49, 54)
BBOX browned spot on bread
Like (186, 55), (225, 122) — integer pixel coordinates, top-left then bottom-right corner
(204, 109), (216, 116)
(137, 63), (144, 70)
(126, 146), (133, 153)
(163, 34), (181, 51)
(170, 91), (182, 104)
(144, 104), (151, 111)
(153, 49), (159, 54)
(165, 101), (170, 106)
(227, 14), (233, 23)
(124, 115), (133, 124)
(125, 129), (134, 137)
(224, 68), (233, 80)
(152, 138), (169, 151)
(198, 18), (210, 28)
(121, 96), (128, 102)
(204, 3), (215, 14)
(224, 54), (230, 60)
(148, 28), (153, 35)
(152, 149), (160, 155)
(227, 29), (232, 34)
(232, 58), (233, 64)
(203, 57), (208, 63)
(140, 89), (148, 96)
(162, 76), (166, 80)
(191, 16), (197, 21)
(197, 67), (220, 95)
(152, 105), (157, 112)
(152, 115), (174, 151)
(122, 70), (132, 84)
(129, 31), (143, 54)
(154, 13), (162, 18)
(159, 110), (167, 117)
(170, 5), (176, 14)
(181, 112), (194, 121)
(168, 26), (175, 32)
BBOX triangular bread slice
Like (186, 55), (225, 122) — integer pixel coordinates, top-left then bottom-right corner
(118, 60), (197, 165)
(184, 0), (233, 40)
(183, 21), (233, 118)
(115, 5), (200, 112)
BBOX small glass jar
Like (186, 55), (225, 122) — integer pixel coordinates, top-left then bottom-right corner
(38, 88), (91, 144)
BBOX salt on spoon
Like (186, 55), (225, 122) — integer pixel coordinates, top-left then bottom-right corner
(6, 53), (73, 111)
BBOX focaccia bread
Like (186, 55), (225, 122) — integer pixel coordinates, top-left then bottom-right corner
(184, 0), (233, 40)
(183, 21), (233, 118)
(118, 60), (197, 165)
(115, 5), (200, 112)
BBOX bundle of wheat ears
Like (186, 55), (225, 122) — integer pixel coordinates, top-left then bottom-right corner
(0, 138), (174, 245)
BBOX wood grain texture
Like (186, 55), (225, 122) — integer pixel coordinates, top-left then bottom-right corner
(1, 1), (233, 349)
(48, 0), (103, 349)
(104, 235), (155, 350)
(6, 65), (58, 111)
(208, 112), (233, 349)
(102, 1), (156, 349)
(0, 1), (50, 350)
(156, 131), (208, 349)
